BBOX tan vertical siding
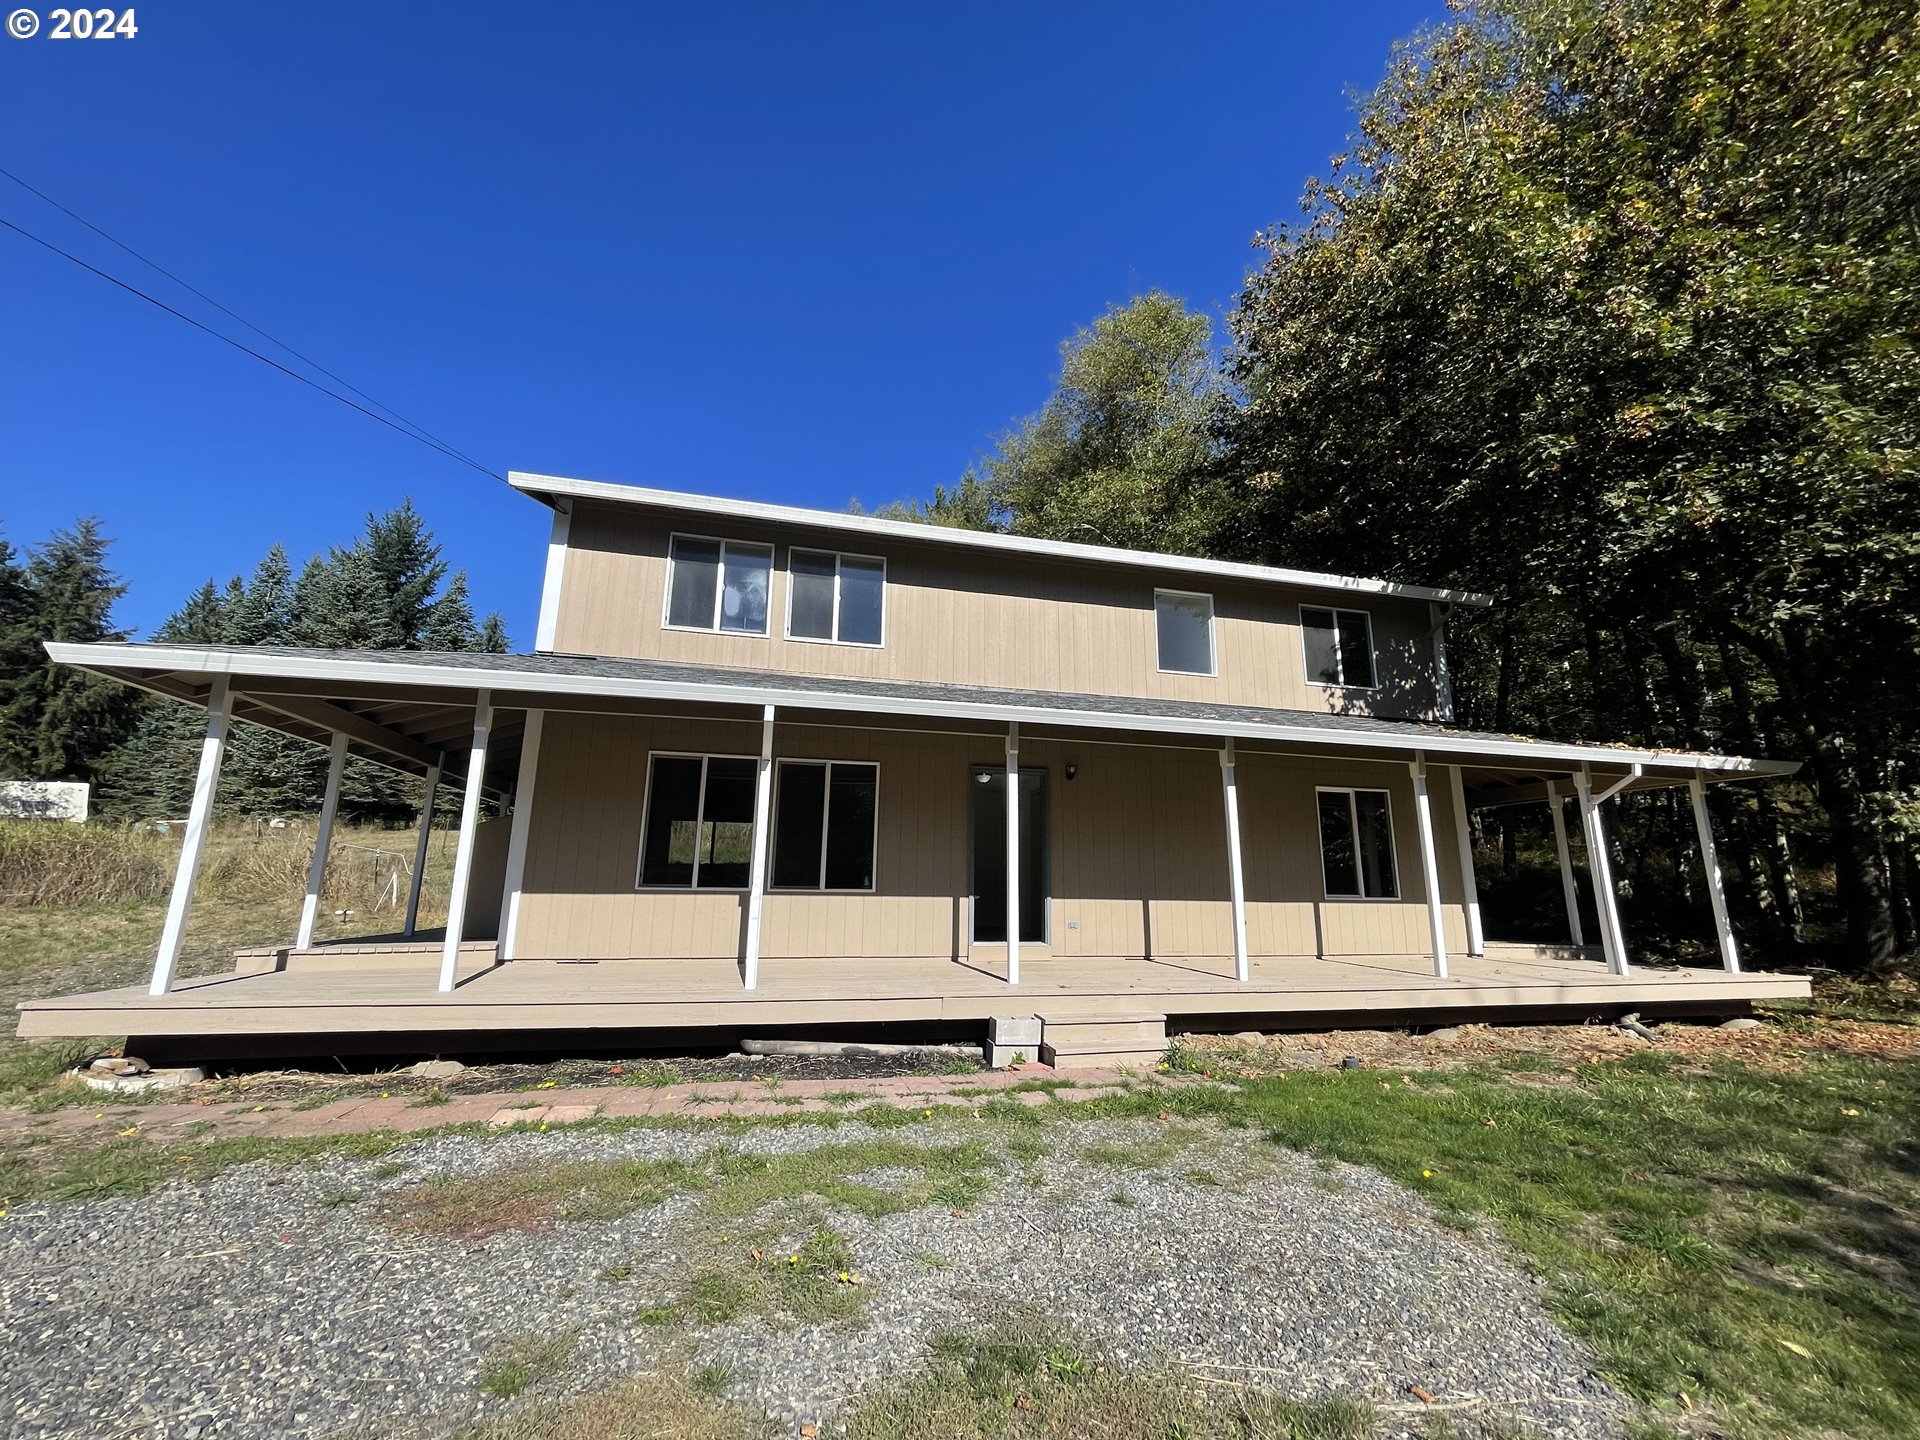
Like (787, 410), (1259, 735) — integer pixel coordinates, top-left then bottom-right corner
(514, 714), (1472, 964)
(550, 503), (1443, 720)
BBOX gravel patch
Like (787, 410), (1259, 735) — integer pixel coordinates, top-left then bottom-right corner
(0, 1118), (1628, 1439)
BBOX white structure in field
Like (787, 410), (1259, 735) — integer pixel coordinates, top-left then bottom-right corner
(0, 780), (89, 824)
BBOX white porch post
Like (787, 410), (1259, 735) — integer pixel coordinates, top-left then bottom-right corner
(1005, 722), (1021, 986)
(1689, 773), (1741, 972)
(438, 691), (492, 993)
(149, 674), (232, 996)
(742, 704), (776, 991)
(1547, 786), (1586, 948)
(296, 731), (349, 950)
(1574, 767), (1630, 976)
(1446, 764), (1484, 957)
(1219, 738), (1250, 983)
(402, 759), (441, 938)
(1410, 752), (1449, 979)
(499, 712), (545, 962)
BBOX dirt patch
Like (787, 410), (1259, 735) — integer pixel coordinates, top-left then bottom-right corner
(1182, 1007), (1920, 1078)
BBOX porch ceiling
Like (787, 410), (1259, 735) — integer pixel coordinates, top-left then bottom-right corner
(44, 640), (1798, 796)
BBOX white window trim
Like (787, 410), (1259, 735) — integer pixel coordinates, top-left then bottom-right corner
(1154, 588), (1217, 677)
(661, 532), (775, 638)
(767, 757), (882, 893)
(1301, 604), (1379, 691)
(783, 547), (888, 648)
(635, 749), (760, 892)
(1315, 784), (1400, 900)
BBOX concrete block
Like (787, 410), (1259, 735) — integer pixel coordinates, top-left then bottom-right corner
(989, 1015), (1043, 1045)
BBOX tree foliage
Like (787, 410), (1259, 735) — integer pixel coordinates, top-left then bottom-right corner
(1225, 0), (1919, 965)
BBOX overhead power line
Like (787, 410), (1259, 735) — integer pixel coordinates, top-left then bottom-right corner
(0, 177), (502, 482)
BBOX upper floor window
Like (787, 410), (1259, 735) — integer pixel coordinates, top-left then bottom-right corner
(665, 535), (772, 636)
(788, 549), (886, 646)
(1317, 786), (1399, 899)
(1155, 589), (1215, 676)
(1301, 605), (1376, 688)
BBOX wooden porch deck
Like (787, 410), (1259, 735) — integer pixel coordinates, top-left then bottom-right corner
(16, 945), (1810, 1041)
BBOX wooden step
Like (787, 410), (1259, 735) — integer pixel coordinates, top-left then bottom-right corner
(1039, 1011), (1168, 1071)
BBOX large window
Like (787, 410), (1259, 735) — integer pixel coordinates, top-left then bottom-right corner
(1317, 787), (1399, 899)
(665, 535), (773, 636)
(638, 754), (760, 889)
(1155, 589), (1215, 675)
(787, 549), (886, 646)
(1301, 605), (1376, 688)
(771, 760), (879, 890)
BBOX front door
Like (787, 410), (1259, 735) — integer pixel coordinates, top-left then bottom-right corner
(970, 766), (1048, 944)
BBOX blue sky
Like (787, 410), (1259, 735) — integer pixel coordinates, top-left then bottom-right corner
(1, 1), (1438, 641)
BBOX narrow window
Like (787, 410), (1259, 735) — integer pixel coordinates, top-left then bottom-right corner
(1155, 590), (1215, 675)
(1316, 787), (1399, 899)
(787, 548), (887, 646)
(1301, 606), (1377, 688)
(638, 754), (761, 889)
(771, 760), (879, 890)
(665, 536), (772, 635)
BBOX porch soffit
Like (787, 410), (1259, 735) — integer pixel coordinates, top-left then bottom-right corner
(43, 641), (1798, 792)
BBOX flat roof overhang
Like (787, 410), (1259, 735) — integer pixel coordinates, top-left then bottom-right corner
(44, 642), (1799, 804)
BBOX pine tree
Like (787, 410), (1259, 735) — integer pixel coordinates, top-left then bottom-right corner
(0, 520), (139, 783)
(363, 500), (446, 647)
(421, 571), (479, 650)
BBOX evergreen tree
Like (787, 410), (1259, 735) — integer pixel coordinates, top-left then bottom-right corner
(421, 571), (479, 650)
(363, 500), (447, 646)
(0, 520), (139, 783)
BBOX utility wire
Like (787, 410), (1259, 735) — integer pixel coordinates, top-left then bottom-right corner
(0, 180), (502, 482)
(0, 212), (501, 480)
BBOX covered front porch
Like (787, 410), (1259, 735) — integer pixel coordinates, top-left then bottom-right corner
(23, 642), (1811, 1051)
(18, 941), (1807, 1050)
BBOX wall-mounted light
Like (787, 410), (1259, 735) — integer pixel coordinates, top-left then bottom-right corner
(1065, 763), (1079, 781)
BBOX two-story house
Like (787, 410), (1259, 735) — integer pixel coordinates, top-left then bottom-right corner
(22, 473), (1809, 1063)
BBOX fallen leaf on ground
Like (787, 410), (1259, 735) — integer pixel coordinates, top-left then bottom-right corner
(1408, 1384), (1436, 1403)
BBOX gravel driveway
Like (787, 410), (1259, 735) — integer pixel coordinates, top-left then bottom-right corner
(0, 1118), (1626, 1439)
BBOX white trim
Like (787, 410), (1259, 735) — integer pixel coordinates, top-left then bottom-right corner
(534, 503), (571, 652)
(1548, 788), (1586, 949)
(784, 546), (888, 649)
(1301, 603), (1379, 691)
(296, 731), (349, 949)
(403, 760), (441, 938)
(1154, 588), (1216, 677)
(766, 757), (882, 893)
(44, 642), (1800, 778)
(509, 471), (1497, 608)
(1428, 601), (1455, 722)
(743, 706), (777, 990)
(1690, 773), (1741, 973)
(1006, 722), (1020, 987)
(662, 532), (775, 637)
(1446, 763), (1484, 956)
(634, 750), (762, 892)
(500, 710), (545, 961)
(1314, 784), (1401, 900)
(150, 674), (231, 996)
(1574, 766), (1631, 976)
(1410, 753), (1449, 979)
(439, 692), (493, 993)
(1220, 738), (1249, 983)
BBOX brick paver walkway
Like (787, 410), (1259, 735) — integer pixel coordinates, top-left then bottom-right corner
(1, 1064), (1210, 1146)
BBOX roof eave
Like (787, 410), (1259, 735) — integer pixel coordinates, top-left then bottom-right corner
(45, 641), (1796, 781)
(507, 471), (1498, 609)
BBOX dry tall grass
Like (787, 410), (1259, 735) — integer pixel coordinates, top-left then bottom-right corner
(0, 818), (437, 919)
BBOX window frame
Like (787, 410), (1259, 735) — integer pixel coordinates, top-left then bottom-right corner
(783, 546), (888, 649)
(1153, 587), (1217, 677)
(661, 532), (775, 638)
(634, 750), (761, 892)
(767, 757), (882, 893)
(1314, 785), (1401, 900)
(1300, 604), (1379, 690)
